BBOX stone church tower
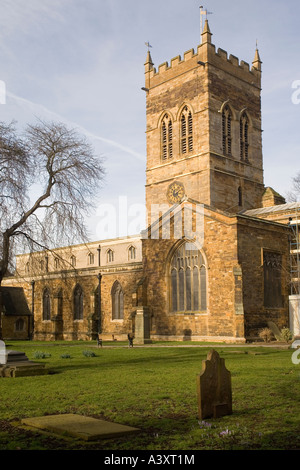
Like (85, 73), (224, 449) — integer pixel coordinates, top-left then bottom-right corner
(145, 20), (264, 219)
(2, 19), (296, 344)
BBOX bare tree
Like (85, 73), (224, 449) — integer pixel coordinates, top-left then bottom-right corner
(287, 172), (300, 202)
(0, 119), (104, 285)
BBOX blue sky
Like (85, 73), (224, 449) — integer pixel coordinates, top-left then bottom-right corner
(0, 0), (299, 240)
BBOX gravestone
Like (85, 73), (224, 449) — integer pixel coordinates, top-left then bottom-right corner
(134, 307), (152, 344)
(0, 347), (47, 377)
(197, 349), (232, 419)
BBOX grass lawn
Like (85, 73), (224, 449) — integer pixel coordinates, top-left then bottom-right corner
(0, 340), (299, 451)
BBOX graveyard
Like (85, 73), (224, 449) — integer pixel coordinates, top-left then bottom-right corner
(0, 340), (299, 451)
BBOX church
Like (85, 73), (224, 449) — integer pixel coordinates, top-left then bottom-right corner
(2, 21), (300, 343)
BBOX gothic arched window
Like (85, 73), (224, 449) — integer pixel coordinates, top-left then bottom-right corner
(107, 249), (114, 263)
(128, 246), (136, 260)
(88, 252), (94, 265)
(42, 288), (51, 321)
(73, 284), (84, 320)
(263, 251), (282, 308)
(111, 281), (124, 320)
(161, 113), (173, 161)
(222, 105), (232, 156)
(170, 242), (207, 313)
(180, 106), (193, 154)
(240, 112), (249, 161)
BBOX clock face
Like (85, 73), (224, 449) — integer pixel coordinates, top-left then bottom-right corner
(167, 182), (185, 204)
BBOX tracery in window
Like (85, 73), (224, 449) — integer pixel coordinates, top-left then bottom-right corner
(170, 242), (207, 313)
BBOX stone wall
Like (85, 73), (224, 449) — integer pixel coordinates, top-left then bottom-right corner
(4, 265), (143, 341)
(142, 205), (246, 342)
(237, 216), (290, 339)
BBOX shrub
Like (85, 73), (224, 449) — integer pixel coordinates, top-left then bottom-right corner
(258, 328), (273, 343)
(280, 328), (293, 343)
(33, 351), (51, 359)
(60, 353), (71, 359)
(82, 350), (96, 357)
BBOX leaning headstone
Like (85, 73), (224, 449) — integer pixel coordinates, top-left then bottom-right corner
(267, 321), (282, 341)
(197, 349), (232, 419)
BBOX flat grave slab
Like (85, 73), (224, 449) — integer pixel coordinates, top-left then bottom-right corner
(21, 414), (140, 441)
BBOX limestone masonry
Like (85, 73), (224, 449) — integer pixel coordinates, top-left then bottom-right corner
(2, 21), (299, 343)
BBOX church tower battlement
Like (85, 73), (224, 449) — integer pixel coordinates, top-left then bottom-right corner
(144, 20), (265, 218)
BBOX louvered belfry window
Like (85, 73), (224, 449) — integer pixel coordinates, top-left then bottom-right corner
(240, 112), (249, 161)
(222, 105), (232, 155)
(161, 114), (173, 161)
(180, 106), (193, 155)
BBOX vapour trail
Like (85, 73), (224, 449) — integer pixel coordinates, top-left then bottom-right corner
(6, 91), (146, 162)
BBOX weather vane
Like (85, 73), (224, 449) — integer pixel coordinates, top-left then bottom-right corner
(200, 6), (213, 38)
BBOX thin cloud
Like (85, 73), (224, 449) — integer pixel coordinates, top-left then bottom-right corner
(6, 91), (145, 162)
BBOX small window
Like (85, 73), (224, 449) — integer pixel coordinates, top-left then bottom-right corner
(88, 252), (95, 265)
(238, 186), (243, 207)
(54, 258), (60, 270)
(107, 249), (114, 263)
(70, 255), (76, 268)
(15, 318), (24, 332)
(128, 246), (136, 260)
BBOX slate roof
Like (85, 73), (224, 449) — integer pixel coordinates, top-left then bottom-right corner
(0, 287), (31, 316)
(243, 202), (300, 217)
